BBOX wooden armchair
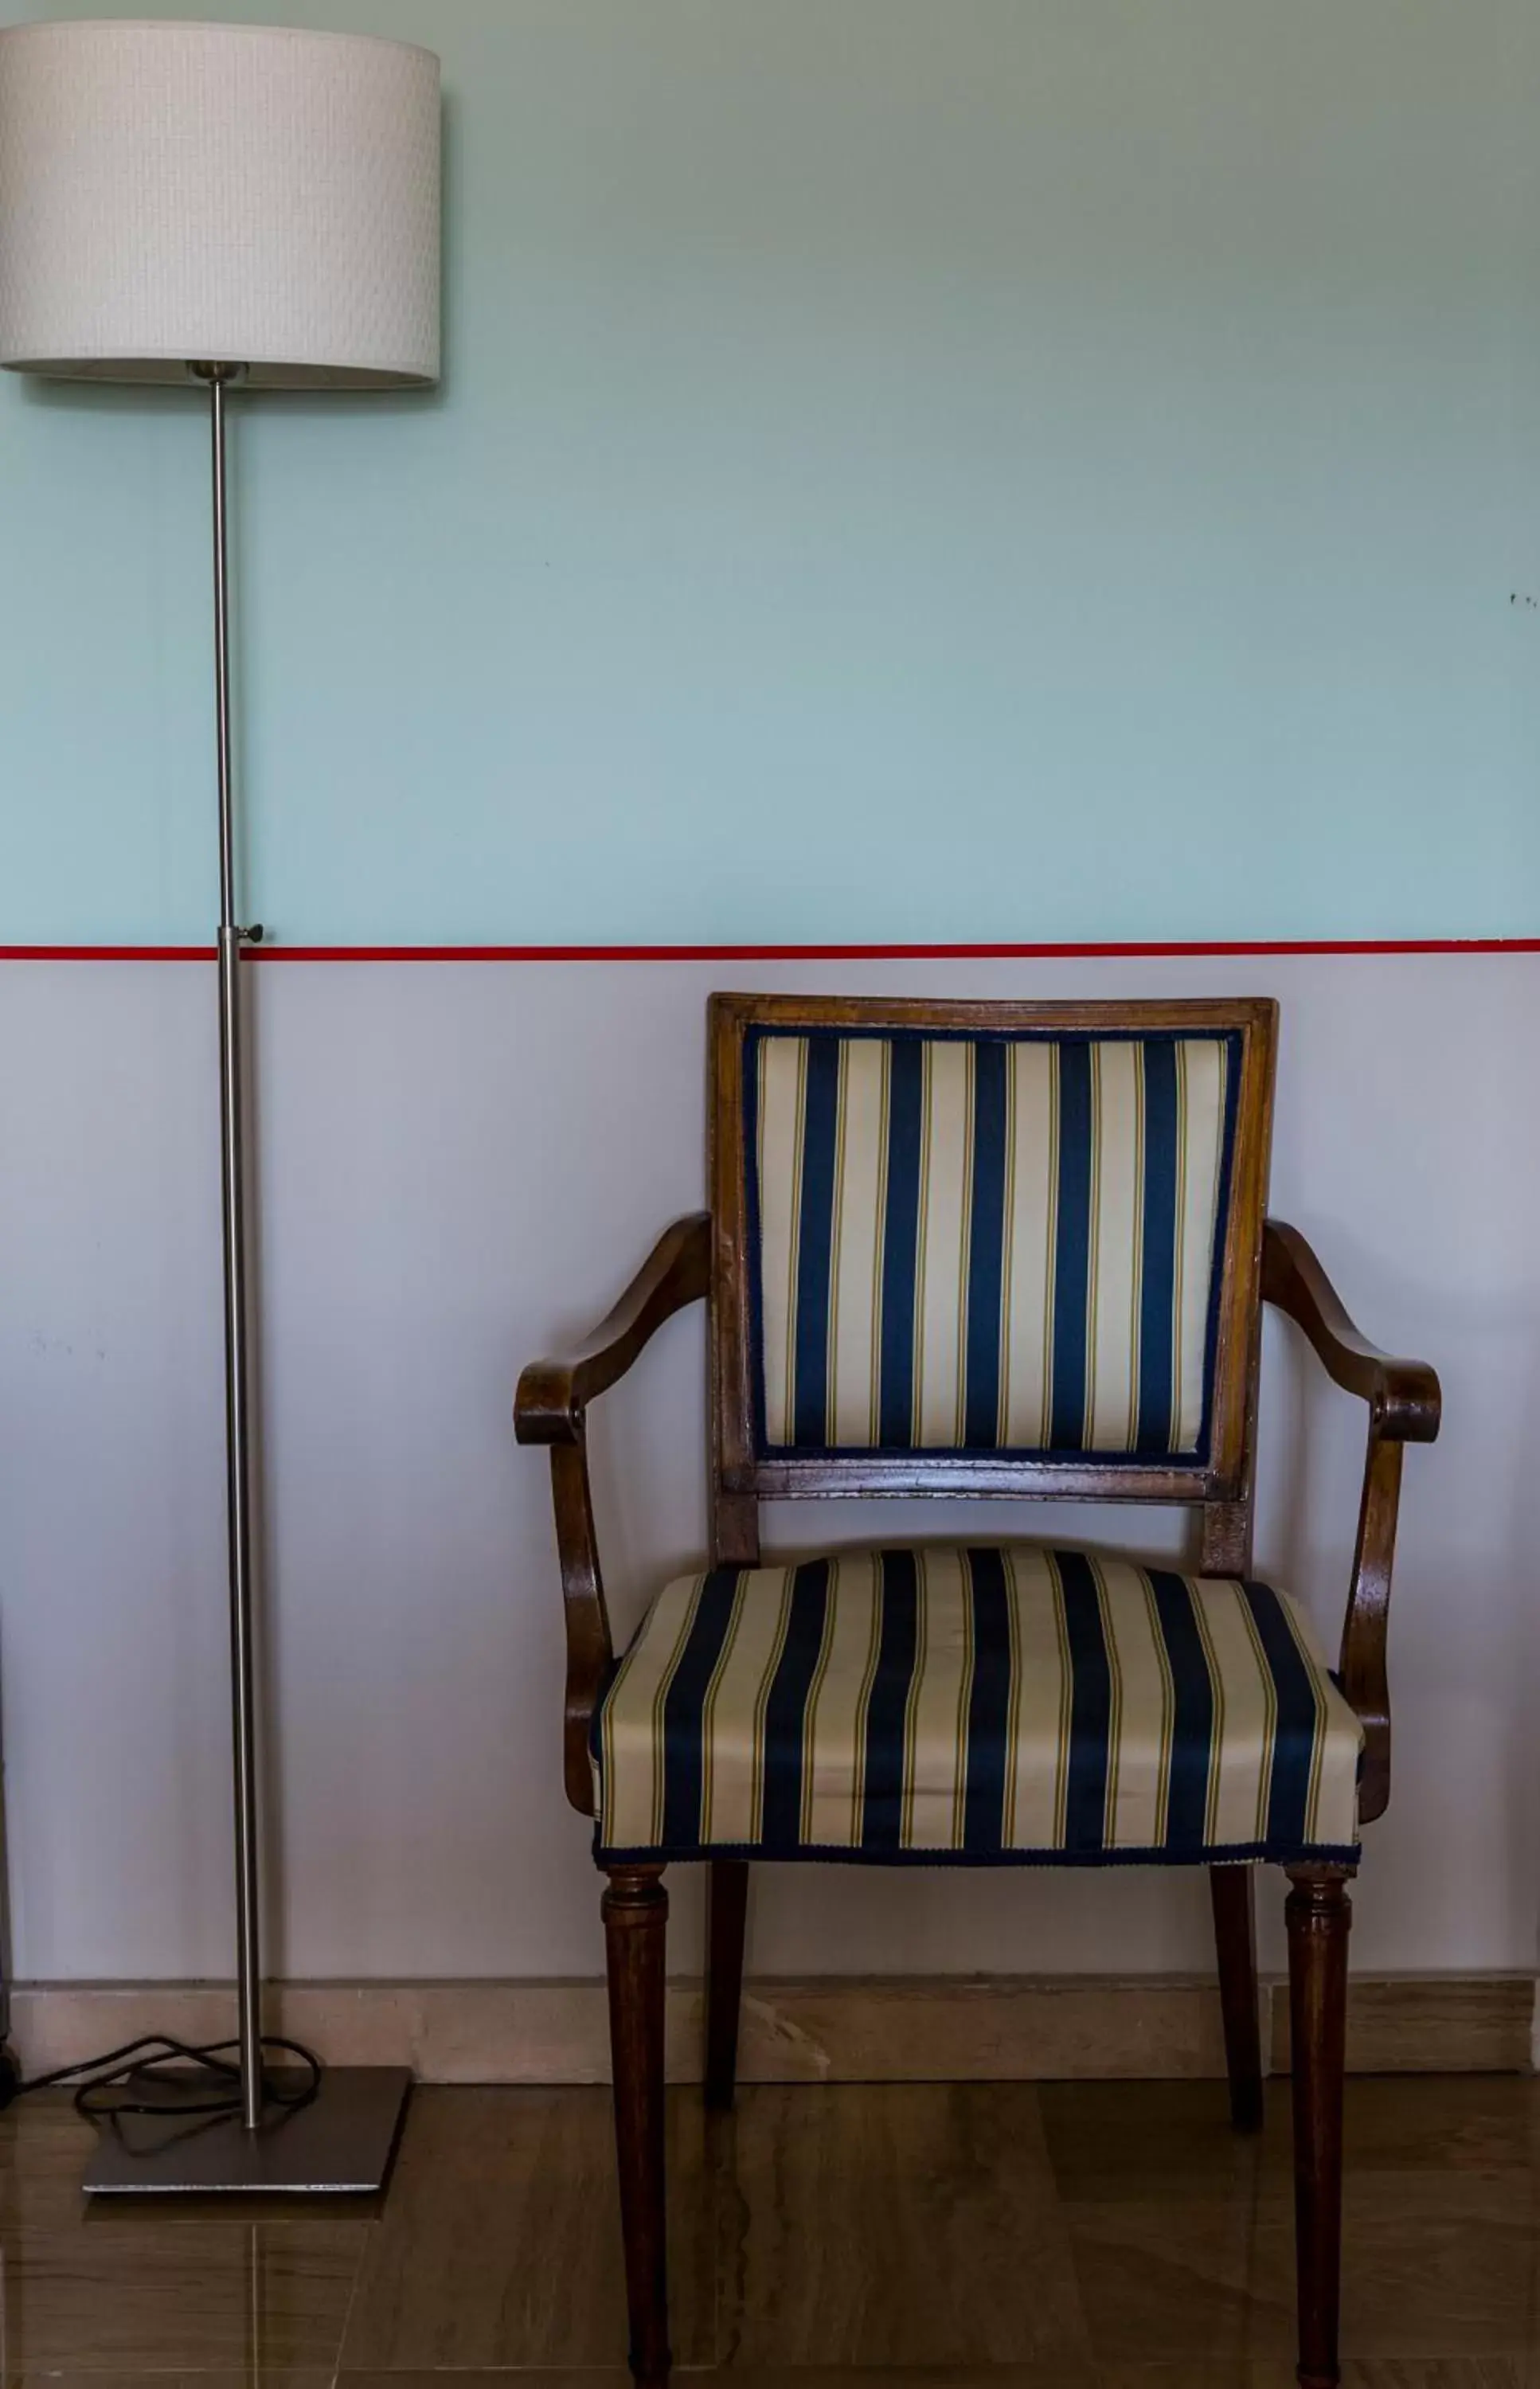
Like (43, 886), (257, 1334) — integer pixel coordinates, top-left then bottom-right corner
(515, 993), (1440, 2389)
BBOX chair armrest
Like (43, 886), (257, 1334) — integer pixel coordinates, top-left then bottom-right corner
(1261, 1218), (1441, 1827)
(1261, 1218), (1440, 1442)
(514, 1212), (710, 1812)
(514, 1212), (712, 1445)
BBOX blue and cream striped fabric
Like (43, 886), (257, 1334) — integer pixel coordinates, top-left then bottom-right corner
(593, 1546), (1362, 1867)
(745, 1027), (1240, 1457)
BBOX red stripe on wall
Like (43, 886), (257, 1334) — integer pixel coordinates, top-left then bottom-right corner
(0, 944), (218, 961)
(2, 937), (1539, 963)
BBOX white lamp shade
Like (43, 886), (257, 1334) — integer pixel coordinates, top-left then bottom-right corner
(0, 18), (440, 388)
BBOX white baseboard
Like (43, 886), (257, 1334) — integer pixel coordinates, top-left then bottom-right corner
(10, 1972), (1533, 2085)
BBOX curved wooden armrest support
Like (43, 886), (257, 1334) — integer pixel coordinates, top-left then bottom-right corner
(514, 1212), (712, 1446)
(1261, 1219), (1440, 1443)
(514, 1213), (711, 1813)
(1261, 1218), (1442, 1828)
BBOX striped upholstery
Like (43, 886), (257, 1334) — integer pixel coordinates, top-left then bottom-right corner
(746, 1026), (1240, 1458)
(593, 1546), (1362, 1867)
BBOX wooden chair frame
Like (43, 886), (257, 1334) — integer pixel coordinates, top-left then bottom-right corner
(516, 993), (1440, 2389)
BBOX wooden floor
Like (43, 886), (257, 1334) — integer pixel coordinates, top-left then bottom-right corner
(0, 2074), (1536, 2384)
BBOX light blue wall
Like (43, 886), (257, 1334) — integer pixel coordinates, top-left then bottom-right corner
(3, 0), (1539, 944)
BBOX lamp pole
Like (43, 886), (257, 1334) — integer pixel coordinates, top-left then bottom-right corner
(76, 370), (413, 2190)
(192, 358), (264, 2133)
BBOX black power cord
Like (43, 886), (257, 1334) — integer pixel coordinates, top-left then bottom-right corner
(14, 2031), (322, 2122)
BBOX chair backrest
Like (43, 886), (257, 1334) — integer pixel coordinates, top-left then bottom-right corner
(709, 994), (1277, 1522)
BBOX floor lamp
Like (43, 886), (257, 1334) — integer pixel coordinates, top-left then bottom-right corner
(0, 19), (440, 2193)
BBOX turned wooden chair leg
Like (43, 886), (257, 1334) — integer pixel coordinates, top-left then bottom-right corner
(1210, 1862), (1264, 2132)
(1285, 1867), (1352, 2389)
(705, 1858), (749, 2110)
(603, 1864), (671, 2388)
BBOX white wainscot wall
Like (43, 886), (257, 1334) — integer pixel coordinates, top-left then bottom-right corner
(0, 952), (1534, 1988)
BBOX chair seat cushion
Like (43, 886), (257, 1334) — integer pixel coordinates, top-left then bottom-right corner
(592, 1545), (1362, 1868)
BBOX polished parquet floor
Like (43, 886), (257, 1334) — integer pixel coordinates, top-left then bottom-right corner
(0, 2074), (1537, 2386)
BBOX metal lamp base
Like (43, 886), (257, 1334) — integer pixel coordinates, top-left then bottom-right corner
(82, 2065), (411, 2195)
